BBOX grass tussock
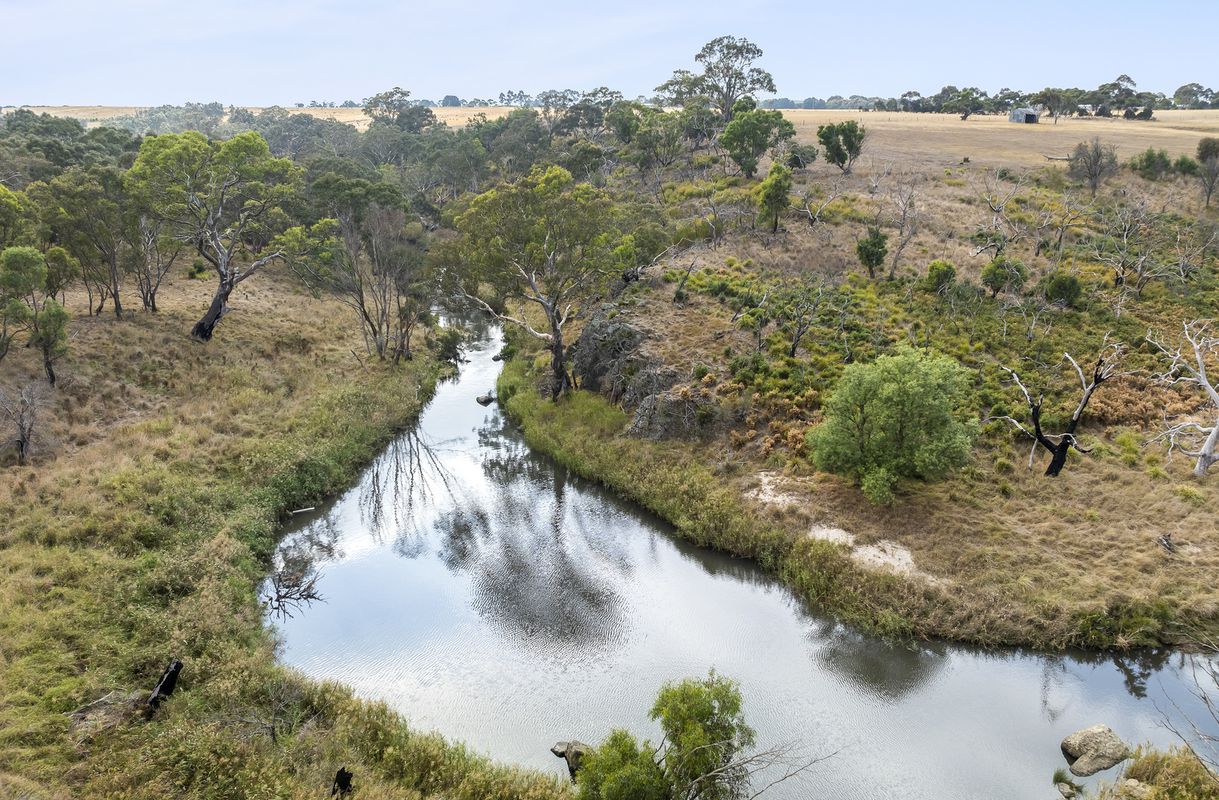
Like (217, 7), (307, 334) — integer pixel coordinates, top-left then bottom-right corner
(0, 274), (570, 799)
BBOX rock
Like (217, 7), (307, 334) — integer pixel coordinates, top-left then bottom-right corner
(476, 393), (494, 406)
(1060, 725), (1131, 777)
(550, 740), (591, 780)
(1055, 782), (1077, 799)
(1118, 778), (1151, 799)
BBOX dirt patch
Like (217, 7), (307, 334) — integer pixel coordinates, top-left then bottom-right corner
(747, 471), (806, 509)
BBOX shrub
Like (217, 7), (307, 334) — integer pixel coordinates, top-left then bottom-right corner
(1129, 147), (1173, 180)
(856, 228), (888, 279)
(807, 347), (978, 504)
(1175, 155), (1200, 176)
(1198, 137), (1219, 163)
(980, 256), (1028, 297)
(1042, 271), (1082, 307)
(923, 259), (957, 292)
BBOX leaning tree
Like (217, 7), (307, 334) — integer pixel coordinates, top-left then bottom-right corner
(996, 339), (1126, 477)
(126, 131), (299, 340)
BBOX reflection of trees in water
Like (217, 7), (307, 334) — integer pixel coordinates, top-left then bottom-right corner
(276, 512), (344, 574)
(360, 427), (461, 543)
(811, 622), (947, 701)
(431, 456), (631, 658)
(1066, 647), (1174, 700)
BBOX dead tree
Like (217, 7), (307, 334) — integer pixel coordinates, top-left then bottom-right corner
(968, 168), (1030, 257)
(1034, 192), (1092, 263)
(0, 383), (47, 465)
(791, 178), (845, 242)
(996, 340), (1126, 476)
(1148, 321), (1219, 477)
(886, 173), (922, 277)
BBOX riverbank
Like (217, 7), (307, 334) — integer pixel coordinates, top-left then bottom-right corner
(497, 350), (1215, 650)
(0, 277), (569, 799)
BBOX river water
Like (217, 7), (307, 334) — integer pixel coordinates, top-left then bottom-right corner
(270, 320), (1216, 799)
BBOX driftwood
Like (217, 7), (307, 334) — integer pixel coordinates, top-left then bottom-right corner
(1043, 154), (1072, 162)
(331, 767), (354, 797)
(146, 659), (182, 716)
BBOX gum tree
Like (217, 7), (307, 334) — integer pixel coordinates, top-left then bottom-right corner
(657, 36), (776, 121)
(127, 131), (299, 340)
(448, 166), (621, 399)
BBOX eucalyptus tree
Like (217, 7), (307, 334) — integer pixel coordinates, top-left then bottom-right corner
(0, 246), (69, 384)
(817, 121), (866, 174)
(283, 174), (429, 362)
(447, 166), (622, 399)
(126, 131), (300, 340)
(719, 106), (796, 178)
(30, 165), (128, 317)
(658, 36), (777, 121)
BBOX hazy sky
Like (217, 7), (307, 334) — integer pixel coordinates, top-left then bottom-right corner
(4, 0), (1215, 106)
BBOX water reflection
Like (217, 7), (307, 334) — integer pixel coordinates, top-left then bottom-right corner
(270, 321), (1219, 800)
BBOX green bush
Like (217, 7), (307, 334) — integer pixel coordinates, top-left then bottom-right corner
(981, 256), (1028, 297)
(923, 259), (957, 292)
(1042, 271), (1082, 307)
(807, 347), (978, 504)
(1129, 147), (1173, 180)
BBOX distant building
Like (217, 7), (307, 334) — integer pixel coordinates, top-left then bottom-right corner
(1008, 107), (1040, 124)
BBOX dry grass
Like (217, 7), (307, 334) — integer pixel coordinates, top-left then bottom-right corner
(7, 105), (514, 131)
(16, 105), (1218, 157)
(783, 109), (1219, 168)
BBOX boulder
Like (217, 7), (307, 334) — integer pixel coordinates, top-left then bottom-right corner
(550, 740), (591, 780)
(1055, 782), (1077, 799)
(476, 393), (495, 406)
(1117, 778), (1151, 799)
(1060, 725), (1131, 777)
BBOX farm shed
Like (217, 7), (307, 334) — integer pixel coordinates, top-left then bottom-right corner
(1009, 107), (1040, 124)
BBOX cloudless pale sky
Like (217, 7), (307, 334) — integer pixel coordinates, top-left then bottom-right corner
(3, 0), (1215, 106)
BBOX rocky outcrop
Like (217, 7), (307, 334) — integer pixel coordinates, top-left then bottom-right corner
(1061, 725), (1131, 776)
(551, 740), (591, 780)
(573, 311), (678, 407)
(573, 310), (720, 439)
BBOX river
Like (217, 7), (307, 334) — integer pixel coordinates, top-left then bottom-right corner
(269, 319), (1216, 799)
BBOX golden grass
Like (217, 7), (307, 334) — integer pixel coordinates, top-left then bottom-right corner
(15, 105), (1218, 157)
(8, 105), (514, 131)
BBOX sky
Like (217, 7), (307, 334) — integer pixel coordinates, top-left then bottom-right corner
(3, 0), (1216, 107)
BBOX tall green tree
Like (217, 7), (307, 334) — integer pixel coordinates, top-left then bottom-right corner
(817, 121), (866, 174)
(755, 163), (792, 233)
(362, 86), (436, 132)
(719, 108), (795, 178)
(448, 166), (621, 398)
(31, 165), (129, 317)
(0, 246), (68, 384)
(657, 36), (777, 121)
(282, 174), (429, 362)
(126, 131), (300, 340)
(808, 348), (977, 504)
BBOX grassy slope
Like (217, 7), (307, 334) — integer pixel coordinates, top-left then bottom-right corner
(0, 274), (569, 799)
(497, 162), (1219, 649)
